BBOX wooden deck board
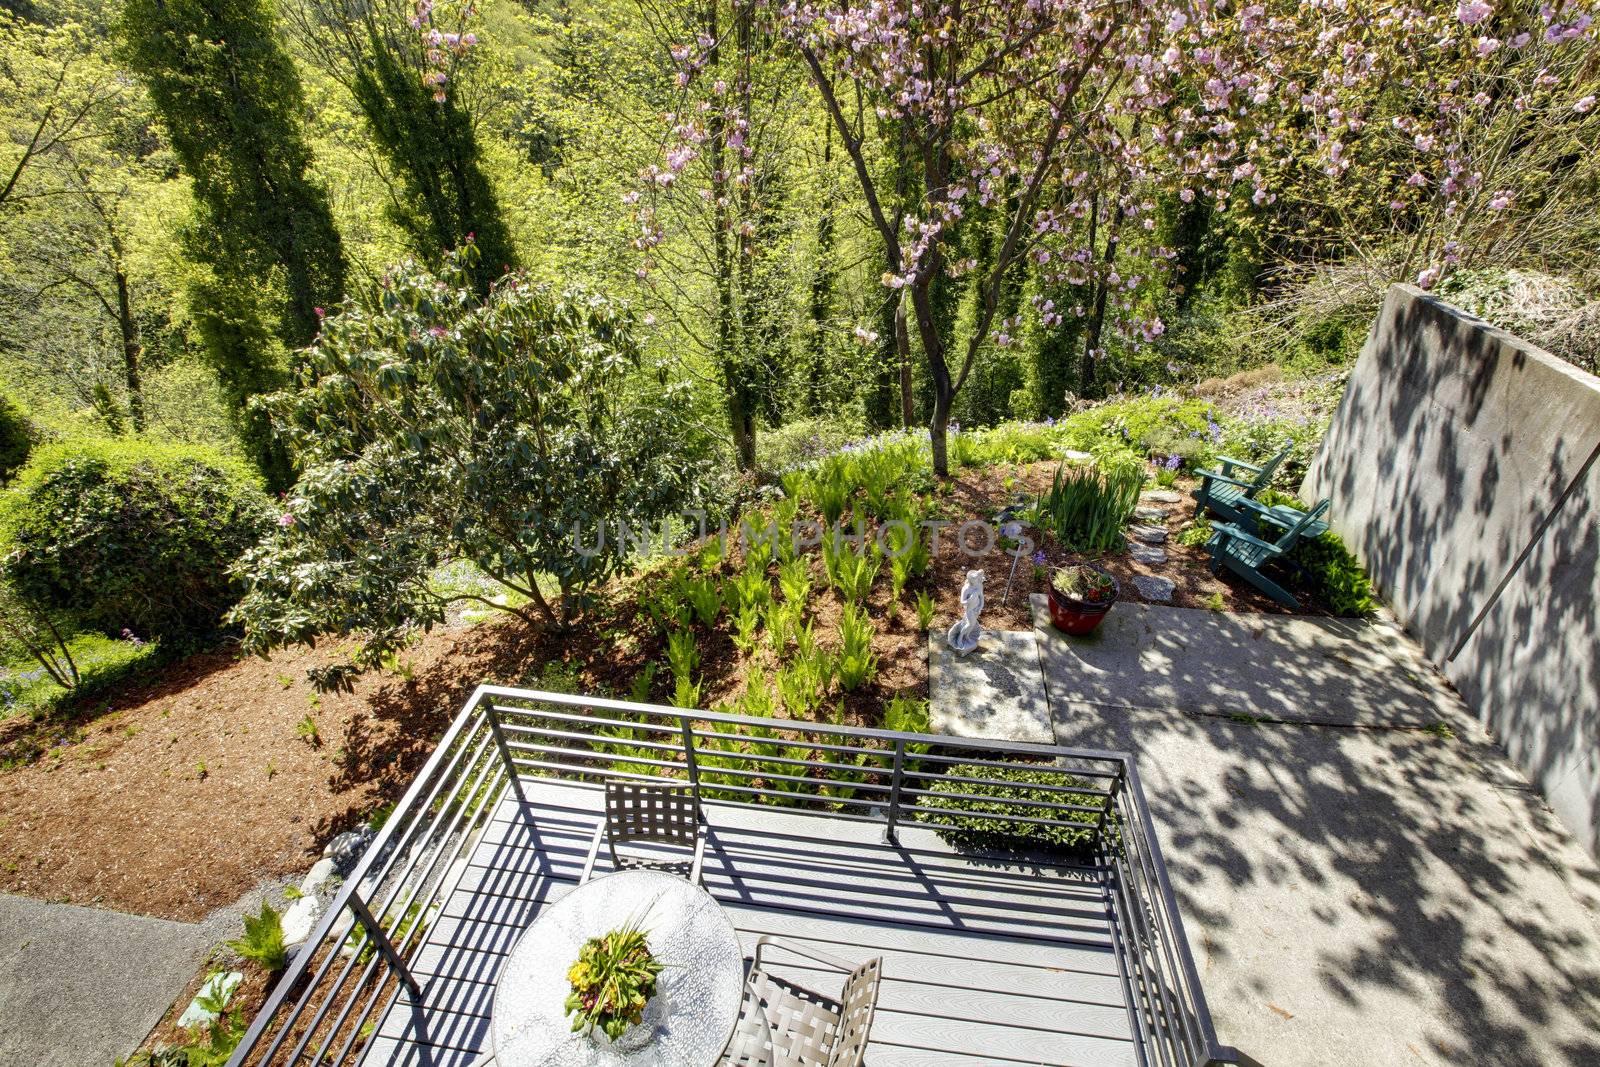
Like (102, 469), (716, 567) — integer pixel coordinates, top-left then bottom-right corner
(361, 778), (1137, 1067)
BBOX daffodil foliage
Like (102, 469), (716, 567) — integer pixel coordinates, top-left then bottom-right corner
(231, 245), (707, 667)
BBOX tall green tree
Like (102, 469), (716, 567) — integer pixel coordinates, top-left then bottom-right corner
(289, 0), (516, 292)
(118, 0), (347, 485)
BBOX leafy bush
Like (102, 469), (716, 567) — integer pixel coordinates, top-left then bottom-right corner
(918, 763), (1107, 855)
(232, 247), (709, 670)
(1031, 455), (1145, 551)
(0, 439), (270, 642)
(949, 421), (1060, 467)
(1257, 490), (1377, 617)
(1059, 395), (1222, 458)
(1217, 416), (1326, 492)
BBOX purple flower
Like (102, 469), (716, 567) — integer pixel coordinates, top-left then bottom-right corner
(1031, 550), (1047, 565)
(278, 512), (296, 528)
(1163, 454), (1182, 471)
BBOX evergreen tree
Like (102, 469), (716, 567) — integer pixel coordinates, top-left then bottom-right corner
(118, 0), (347, 486)
(290, 0), (516, 293)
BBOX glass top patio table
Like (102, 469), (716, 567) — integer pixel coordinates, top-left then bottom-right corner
(490, 869), (746, 1067)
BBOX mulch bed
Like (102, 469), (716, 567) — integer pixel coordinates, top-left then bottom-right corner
(0, 458), (1321, 924)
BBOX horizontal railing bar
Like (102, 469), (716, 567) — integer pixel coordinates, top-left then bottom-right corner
(480, 685), (1136, 764)
(498, 721), (686, 754)
(696, 763), (893, 794)
(491, 703), (684, 735)
(902, 772), (1116, 798)
(504, 739), (685, 771)
(909, 803), (1108, 833)
(913, 750), (1124, 779)
(509, 757), (682, 783)
(687, 726), (897, 761)
(896, 786), (1109, 817)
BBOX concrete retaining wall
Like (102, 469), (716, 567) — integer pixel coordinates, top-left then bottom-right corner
(1303, 284), (1600, 857)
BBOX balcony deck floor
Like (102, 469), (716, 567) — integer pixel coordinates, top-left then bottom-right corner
(359, 778), (1136, 1067)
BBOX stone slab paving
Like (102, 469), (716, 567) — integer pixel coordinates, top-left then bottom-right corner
(1027, 595), (1458, 727)
(927, 630), (1052, 744)
(0, 880), (287, 1066)
(1030, 600), (1600, 1067)
(0, 894), (211, 1067)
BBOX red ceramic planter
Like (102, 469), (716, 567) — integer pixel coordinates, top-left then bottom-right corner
(1046, 573), (1119, 635)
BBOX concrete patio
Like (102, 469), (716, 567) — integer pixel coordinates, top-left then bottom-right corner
(931, 600), (1600, 1067)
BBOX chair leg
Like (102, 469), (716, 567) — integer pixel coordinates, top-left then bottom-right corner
(1225, 559), (1301, 609)
(581, 821), (605, 884)
(690, 828), (706, 887)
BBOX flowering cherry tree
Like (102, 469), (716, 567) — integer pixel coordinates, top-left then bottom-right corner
(645, 0), (1596, 474)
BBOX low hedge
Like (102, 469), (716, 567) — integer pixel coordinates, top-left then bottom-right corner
(0, 439), (271, 642)
(917, 762), (1110, 855)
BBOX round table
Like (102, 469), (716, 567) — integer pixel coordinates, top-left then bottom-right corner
(490, 870), (746, 1067)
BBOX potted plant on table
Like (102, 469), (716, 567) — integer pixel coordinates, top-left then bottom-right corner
(1046, 563), (1119, 635)
(566, 921), (664, 1045)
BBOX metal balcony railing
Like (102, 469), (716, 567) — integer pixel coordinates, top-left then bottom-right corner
(227, 684), (1238, 1067)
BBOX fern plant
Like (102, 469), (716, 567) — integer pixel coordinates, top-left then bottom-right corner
(628, 662), (657, 704)
(680, 575), (724, 628)
(777, 557), (813, 606)
(730, 603), (762, 655)
(833, 548), (879, 605)
(730, 565), (772, 612)
(836, 604), (878, 690)
(667, 621), (701, 709)
(915, 590), (936, 630)
(765, 600), (799, 655)
(228, 901), (288, 972)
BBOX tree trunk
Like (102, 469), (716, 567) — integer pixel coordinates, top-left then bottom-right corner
(113, 265), (145, 432)
(705, 0), (755, 473)
(1081, 199), (1125, 397)
(896, 289), (913, 428)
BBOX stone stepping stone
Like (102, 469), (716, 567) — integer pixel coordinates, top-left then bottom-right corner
(928, 631), (1053, 744)
(1131, 575), (1176, 602)
(1130, 524), (1168, 544)
(1144, 490), (1183, 504)
(178, 971), (243, 1028)
(1134, 506), (1168, 522)
(1128, 543), (1168, 564)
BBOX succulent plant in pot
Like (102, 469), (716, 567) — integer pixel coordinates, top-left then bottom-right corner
(1046, 563), (1119, 635)
(566, 922), (664, 1041)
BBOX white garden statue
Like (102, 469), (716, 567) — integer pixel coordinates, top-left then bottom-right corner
(946, 569), (986, 655)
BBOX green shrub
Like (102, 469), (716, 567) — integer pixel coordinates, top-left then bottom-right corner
(949, 422), (1060, 467)
(1218, 417), (1326, 492)
(918, 763), (1107, 855)
(1031, 455), (1145, 551)
(1059, 395), (1221, 458)
(0, 440), (270, 642)
(1258, 490), (1377, 617)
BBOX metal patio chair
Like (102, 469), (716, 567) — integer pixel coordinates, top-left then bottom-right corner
(720, 936), (883, 1067)
(581, 779), (706, 884)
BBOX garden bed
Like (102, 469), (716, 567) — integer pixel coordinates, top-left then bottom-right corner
(0, 446), (1344, 923)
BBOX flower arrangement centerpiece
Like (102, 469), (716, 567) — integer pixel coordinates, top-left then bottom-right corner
(565, 922), (664, 1042)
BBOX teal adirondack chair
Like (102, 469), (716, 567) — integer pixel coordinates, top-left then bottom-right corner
(1191, 444), (1292, 525)
(1207, 498), (1331, 609)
